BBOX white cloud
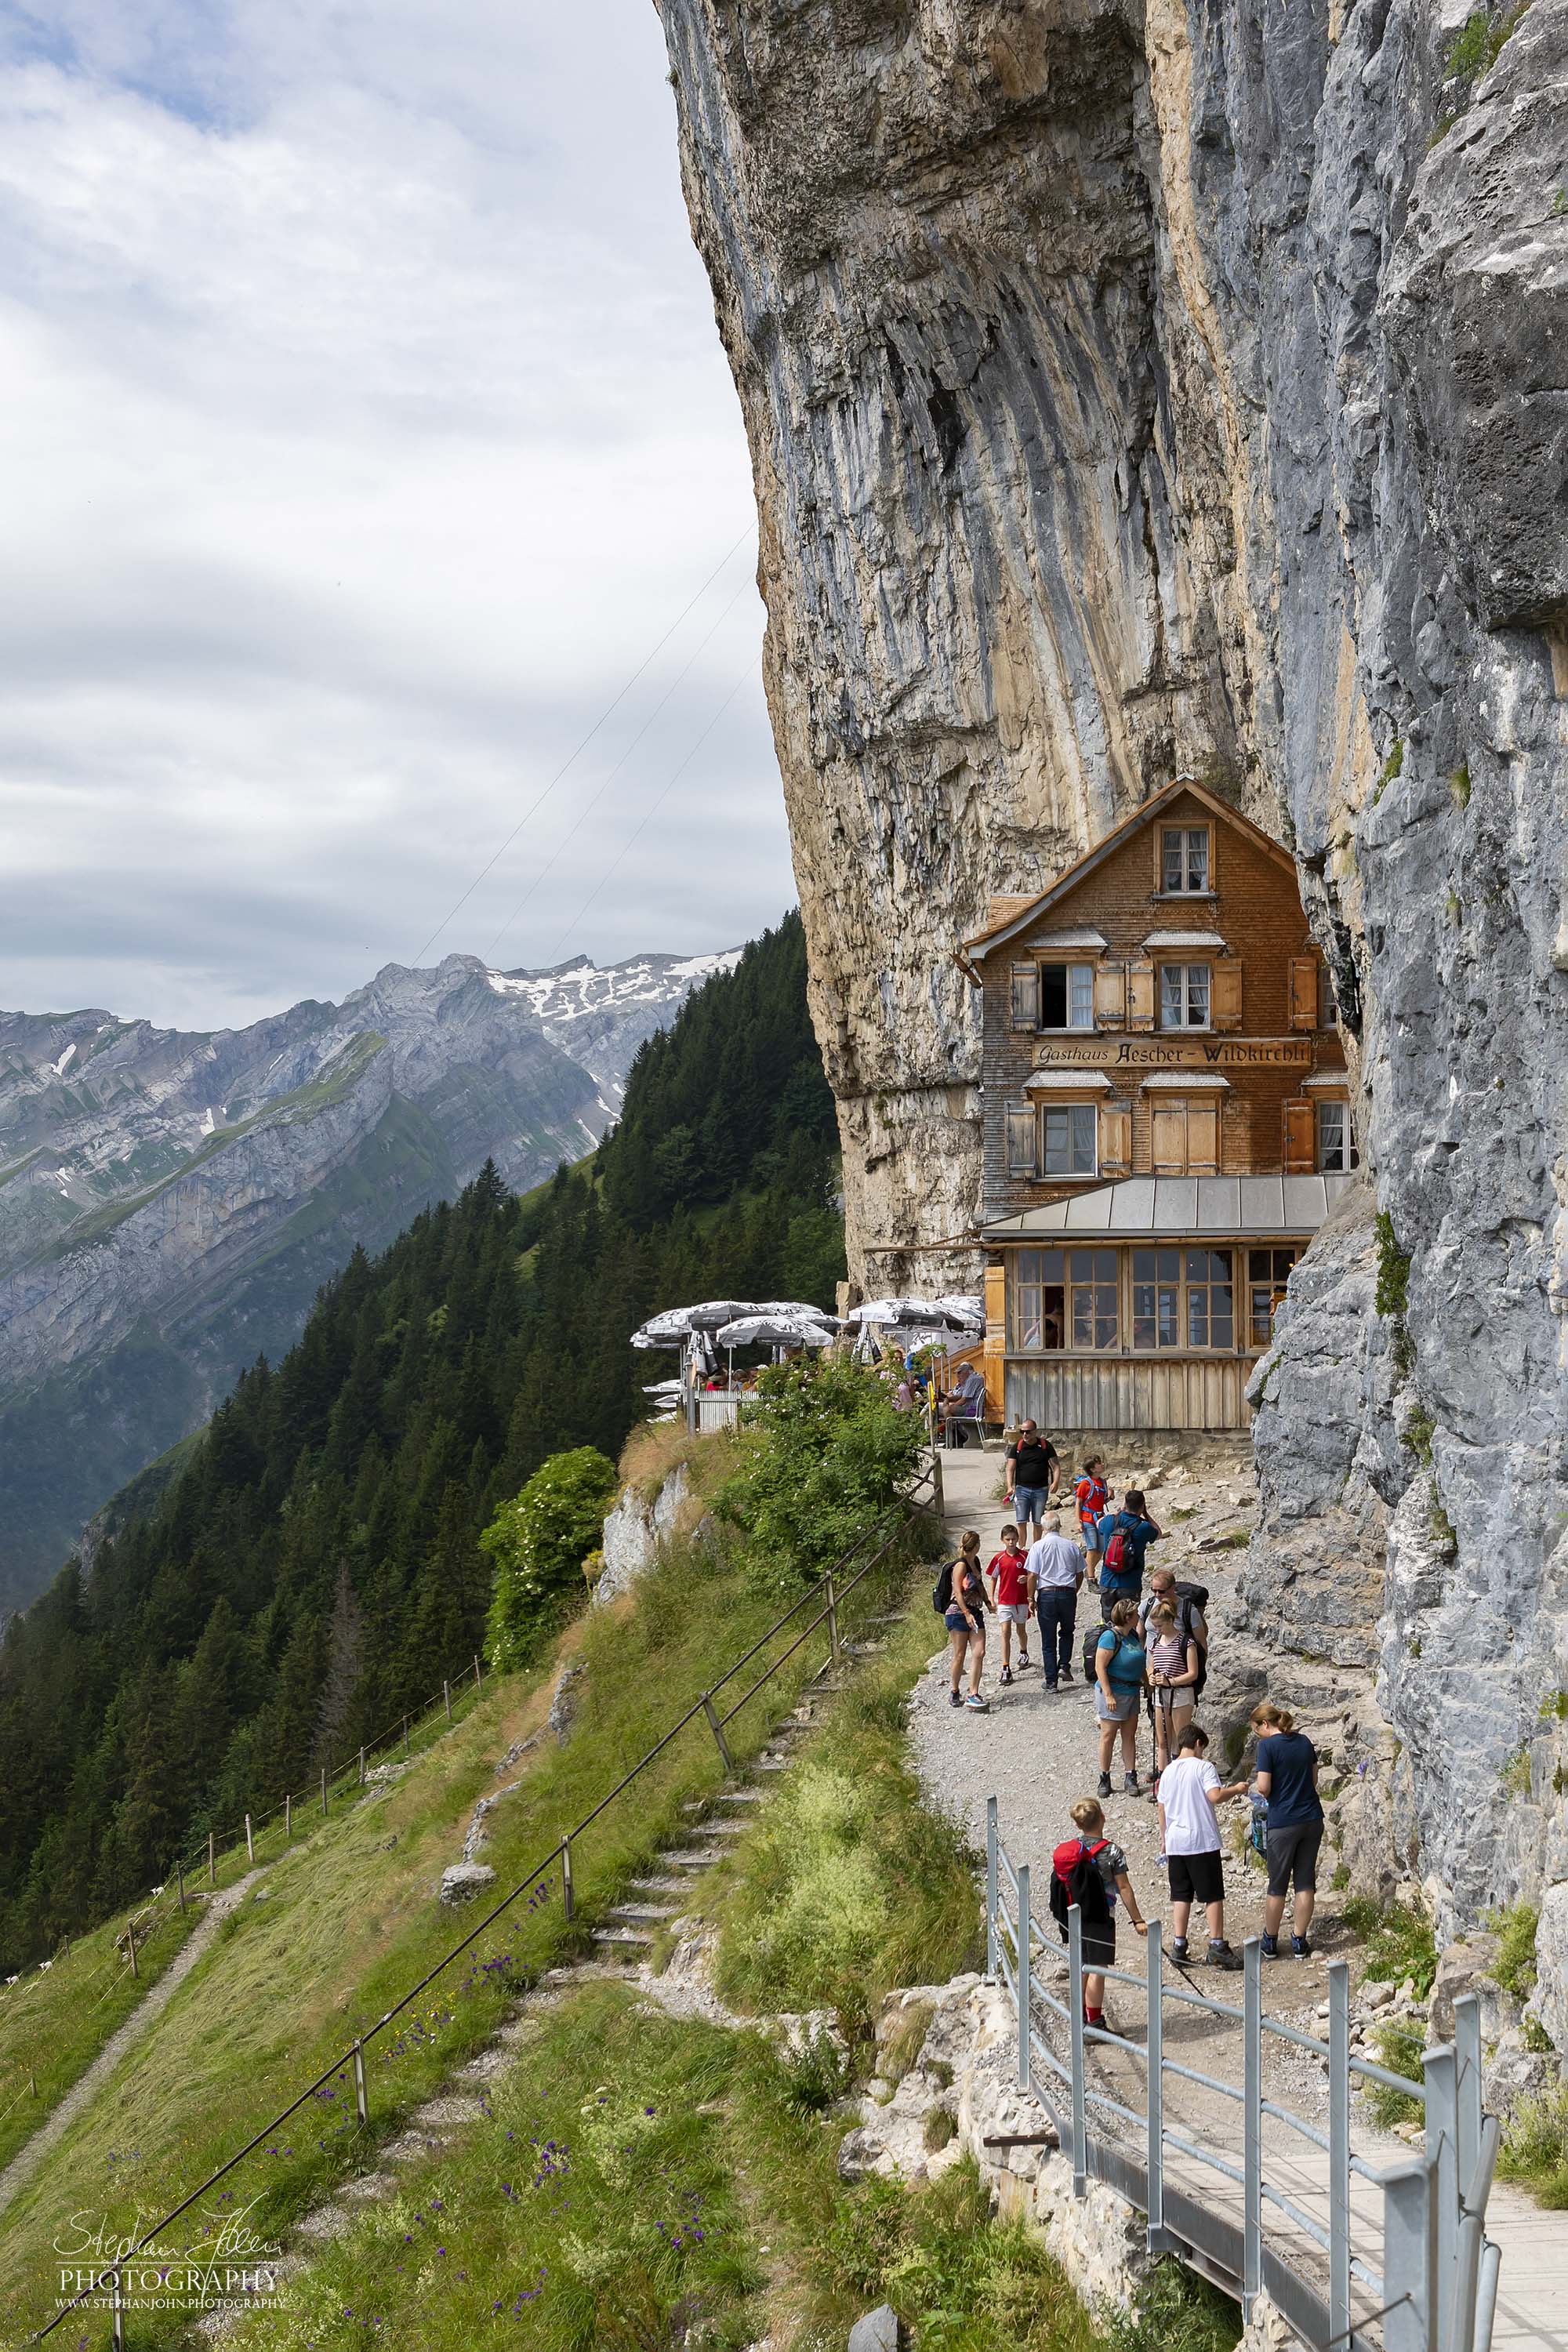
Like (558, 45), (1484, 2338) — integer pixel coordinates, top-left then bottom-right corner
(0, 5), (789, 1031)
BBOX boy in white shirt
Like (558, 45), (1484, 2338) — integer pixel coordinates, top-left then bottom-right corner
(1156, 1724), (1248, 1969)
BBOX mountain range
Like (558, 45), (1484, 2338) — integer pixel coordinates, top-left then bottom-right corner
(0, 946), (738, 1609)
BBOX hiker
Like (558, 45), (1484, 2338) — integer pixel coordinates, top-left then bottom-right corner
(1156, 1725), (1248, 1969)
(936, 1529), (989, 1712)
(1025, 1509), (1083, 1691)
(1250, 1702), (1323, 1958)
(1096, 1488), (1163, 1621)
(1138, 1566), (1208, 1661)
(986, 1523), (1032, 1684)
(1073, 1455), (1110, 1579)
(1050, 1795), (1147, 2028)
(1004, 1417), (1059, 1540)
(1145, 1602), (1203, 1776)
(1094, 1597), (1148, 1797)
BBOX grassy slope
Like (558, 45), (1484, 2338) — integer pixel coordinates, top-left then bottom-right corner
(0, 1446), (919, 2346)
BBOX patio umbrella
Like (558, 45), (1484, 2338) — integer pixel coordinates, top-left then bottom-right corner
(642, 1380), (684, 1397)
(933, 1292), (985, 1326)
(751, 1301), (844, 1329)
(714, 1316), (836, 1348)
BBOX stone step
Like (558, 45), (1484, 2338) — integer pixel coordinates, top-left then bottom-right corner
(591, 1926), (652, 1949)
(720, 1786), (766, 1802)
(659, 1847), (729, 1871)
(626, 1875), (688, 1896)
(608, 1903), (680, 1924)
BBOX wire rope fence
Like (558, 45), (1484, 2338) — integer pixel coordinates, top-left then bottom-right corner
(32, 1461), (940, 2347)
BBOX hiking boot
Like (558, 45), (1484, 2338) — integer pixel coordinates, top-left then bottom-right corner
(1171, 1937), (1189, 1966)
(1124, 1771), (1142, 1795)
(1208, 1941), (1243, 1972)
(964, 1692), (990, 1712)
(949, 1688), (964, 1708)
(1260, 1933), (1280, 1959)
(1291, 1934), (1313, 1959)
(1000, 1666), (1013, 1687)
(1060, 1663), (1073, 1684)
(1097, 1771), (1112, 1798)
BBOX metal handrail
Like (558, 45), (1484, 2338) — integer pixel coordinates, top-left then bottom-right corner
(985, 1801), (1503, 2352)
(32, 1463), (938, 2345)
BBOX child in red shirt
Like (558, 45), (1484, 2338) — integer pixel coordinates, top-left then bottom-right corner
(986, 1523), (1032, 1686)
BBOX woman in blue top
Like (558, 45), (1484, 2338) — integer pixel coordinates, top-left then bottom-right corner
(1094, 1598), (1149, 1797)
(1250, 1701), (1323, 1958)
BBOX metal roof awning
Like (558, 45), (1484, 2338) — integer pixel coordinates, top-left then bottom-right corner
(979, 1174), (1351, 1242)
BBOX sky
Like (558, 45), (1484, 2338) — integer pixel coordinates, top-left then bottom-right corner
(0, 0), (794, 1031)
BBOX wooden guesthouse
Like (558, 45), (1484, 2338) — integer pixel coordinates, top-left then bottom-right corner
(959, 779), (1356, 1434)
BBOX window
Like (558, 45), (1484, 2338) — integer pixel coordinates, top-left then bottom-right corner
(1161, 826), (1210, 893)
(1248, 1248), (1298, 1347)
(1068, 1248), (1119, 1351)
(1042, 1103), (1098, 1177)
(1009, 1248), (1065, 1351)
(1160, 964), (1211, 1029)
(1132, 1248), (1181, 1349)
(1316, 1099), (1358, 1173)
(1185, 1249), (1234, 1348)
(1040, 961), (1096, 1030)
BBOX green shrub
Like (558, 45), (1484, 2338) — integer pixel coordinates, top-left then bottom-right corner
(1404, 1407), (1436, 1462)
(713, 1356), (930, 1586)
(775, 2020), (854, 2115)
(1450, 763), (1472, 808)
(1446, 2), (1531, 81)
(1344, 1896), (1439, 1995)
(1375, 1212), (1411, 1320)
(1502, 1746), (1534, 1798)
(1109, 2258), (1240, 2352)
(1367, 2020), (1427, 2129)
(1373, 738), (1404, 804)
(1489, 1901), (1540, 1999)
(1500, 2079), (1568, 2208)
(481, 1446), (618, 1669)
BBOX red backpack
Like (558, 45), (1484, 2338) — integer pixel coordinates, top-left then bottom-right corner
(1102, 1523), (1128, 1576)
(1048, 1836), (1113, 1937)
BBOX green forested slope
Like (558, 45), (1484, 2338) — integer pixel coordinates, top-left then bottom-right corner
(0, 913), (844, 1965)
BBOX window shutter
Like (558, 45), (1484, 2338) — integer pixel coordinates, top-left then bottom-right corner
(1098, 1103), (1132, 1174)
(1126, 959), (1156, 1031)
(1283, 1098), (1315, 1173)
(1152, 1105), (1188, 1176)
(1005, 1104), (1039, 1177)
(1211, 961), (1243, 1030)
(1289, 956), (1319, 1031)
(1011, 964), (1040, 1030)
(1187, 1101), (1221, 1175)
(1094, 960), (1127, 1028)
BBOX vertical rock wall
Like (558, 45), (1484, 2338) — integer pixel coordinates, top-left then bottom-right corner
(656, 0), (1568, 1983)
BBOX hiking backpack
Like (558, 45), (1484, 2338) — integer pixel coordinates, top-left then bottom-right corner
(1049, 1837), (1113, 1941)
(1102, 1523), (1129, 1577)
(932, 1559), (956, 1615)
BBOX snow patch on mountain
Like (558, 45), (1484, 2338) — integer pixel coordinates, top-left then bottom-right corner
(488, 948), (742, 1102)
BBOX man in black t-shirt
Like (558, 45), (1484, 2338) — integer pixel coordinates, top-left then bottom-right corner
(1004, 1419), (1059, 1541)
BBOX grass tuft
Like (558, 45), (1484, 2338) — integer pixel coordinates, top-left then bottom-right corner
(1344, 1897), (1439, 1996)
(1500, 2079), (1568, 2209)
(1488, 1901), (1540, 1999)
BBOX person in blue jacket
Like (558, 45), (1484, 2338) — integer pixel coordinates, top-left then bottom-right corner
(1096, 1488), (1163, 1621)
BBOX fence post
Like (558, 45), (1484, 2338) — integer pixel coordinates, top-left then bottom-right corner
(1147, 1922), (1167, 2251)
(985, 1798), (999, 1981)
(701, 1693), (735, 1775)
(444, 1678), (452, 1723)
(1383, 2155), (1438, 2352)
(127, 1918), (137, 1980)
(285, 1793), (292, 1842)
(321, 1767), (328, 1817)
(826, 1572), (840, 1665)
(561, 1836), (574, 1922)
(1329, 1957), (1352, 2350)
(358, 1747), (366, 1787)
(1454, 1993), (1484, 2217)
(474, 1653), (482, 1690)
(176, 1859), (186, 1913)
(208, 1830), (216, 1885)
(245, 1813), (254, 1864)
(1425, 2041), (1459, 2343)
(402, 1715), (409, 1752)
(1243, 1935), (1262, 2314)
(1068, 1902), (1087, 2198)
(111, 2263), (125, 2352)
(1016, 1863), (1032, 2094)
(353, 2036), (369, 2129)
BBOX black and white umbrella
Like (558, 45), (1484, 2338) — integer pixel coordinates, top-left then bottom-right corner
(714, 1316), (836, 1348)
(750, 1301), (844, 1330)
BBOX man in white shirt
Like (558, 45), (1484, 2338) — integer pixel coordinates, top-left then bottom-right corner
(1024, 1511), (1084, 1693)
(1156, 1724), (1248, 1969)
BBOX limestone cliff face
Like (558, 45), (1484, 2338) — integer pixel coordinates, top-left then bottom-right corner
(659, 0), (1568, 1985)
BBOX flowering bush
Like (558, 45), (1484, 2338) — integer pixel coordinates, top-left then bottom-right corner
(481, 1446), (618, 1671)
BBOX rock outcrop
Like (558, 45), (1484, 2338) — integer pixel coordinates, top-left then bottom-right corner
(658, 1), (1568, 2016)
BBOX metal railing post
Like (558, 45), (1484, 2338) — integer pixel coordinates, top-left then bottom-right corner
(1243, 1935), (1262, 2314)
(358, 1746), (366, 1787)
(702, 1692), (735, 1774)
(1147, 1922), (1167, 2251)
(1452, 2114), (1501, 2352)
(1329, 1957), (1352, 2349)
(444, 1677), (452, 1722)
(1068, 1902), (1087, 2198)
(985, 1798), (999, 1981)
(1475, 2239), (1501, 2352)
(561, 1836), (574, 1922)
(285, 1793), (292, 1842)
(245, 1812), (254, 1864)
(208, 1829), (216, 1884)
(826, 1572), (840, 1664)
(1425, 2042), (1459, 2339)
(321, 1767), (328, 1817)
(1384, 2155), (1438, 2352)
(111, 2264), (125, 2352)
(176, 1859), (186, 1913)
(127, 1918), (137, 1980)
(1016, 1864), (1031, 2093)
(353, 2036), (368, 2129)
(1454, 1993), (1483, 2213)
(474, 1653), (482, 1689)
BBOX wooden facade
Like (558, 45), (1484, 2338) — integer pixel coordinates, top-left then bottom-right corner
(961, 781), (1355, 1434)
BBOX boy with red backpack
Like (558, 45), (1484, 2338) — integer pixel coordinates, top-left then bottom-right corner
(1048, 1795), (1148, 2027)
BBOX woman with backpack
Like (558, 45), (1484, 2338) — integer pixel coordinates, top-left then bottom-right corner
(1250, 1701), (1323, 1957)
(1145, 1602), (1202, 1777)
(1050, 1795), (1147, 2027)
(1094, 1597), (1148, 1796)
(937, 1529), (990, 1712)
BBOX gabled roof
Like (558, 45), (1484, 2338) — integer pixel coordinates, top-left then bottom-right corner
(980, 1174), (1348, 1242)
(961, 779), (1298, 962)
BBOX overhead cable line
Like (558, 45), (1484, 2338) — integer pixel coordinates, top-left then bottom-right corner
(485, 571), (757, 967)
(410, 524), (755, 966)
(546, 652), (763, 965)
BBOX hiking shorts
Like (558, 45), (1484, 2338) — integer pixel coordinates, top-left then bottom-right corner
(1080, 1922), (1116, 1970)
(1095, 1685), (1140, 1723)
(944, 1609), (985, 1639)
(1011, 1484), (1049, 1523)
(1167, 1849), (1225, 1907)
(996, 1602), (1030, 1624)
(1265, 1820), (1323, 1898)
(1079, 1519), (1102, 1555)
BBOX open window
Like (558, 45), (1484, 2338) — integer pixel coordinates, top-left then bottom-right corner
(1040, 961), (1096, 1030)
(1160, 826), (1211, 895)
